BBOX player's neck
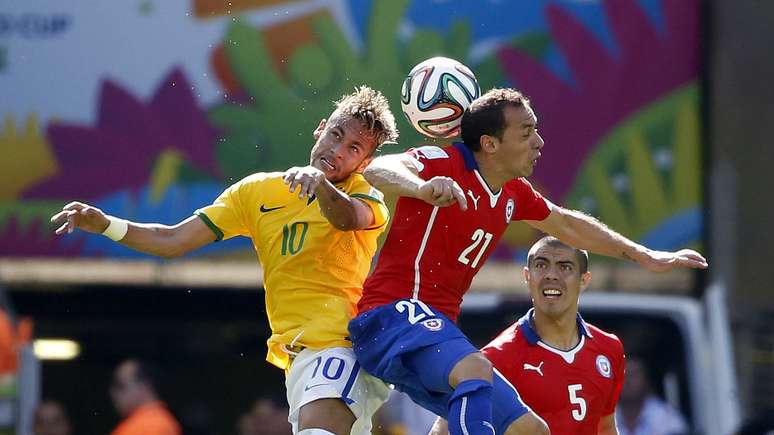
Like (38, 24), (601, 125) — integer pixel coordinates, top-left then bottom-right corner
(473, 153), (511, 191)
(532, 310), (581, 351)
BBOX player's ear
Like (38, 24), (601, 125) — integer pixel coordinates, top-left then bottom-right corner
(479, 134), (497, 154)
(313, 119), (327, 140)
(579, 271), (592, 293)
(522, 265), (530, 283)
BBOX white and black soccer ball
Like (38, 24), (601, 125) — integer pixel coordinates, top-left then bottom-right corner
(400, 56), (480, 139)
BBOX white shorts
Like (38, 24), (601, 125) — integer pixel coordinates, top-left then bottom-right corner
(286, 346), (391, 435)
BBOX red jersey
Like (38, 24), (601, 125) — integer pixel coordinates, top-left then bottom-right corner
(482, 309), (625, 434)
(358, 143), (552, 320)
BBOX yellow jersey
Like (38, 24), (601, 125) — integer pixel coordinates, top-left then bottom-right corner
(196, 172), (388, 369)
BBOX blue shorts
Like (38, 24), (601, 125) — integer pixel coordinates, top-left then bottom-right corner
(348, 299), (529, 433)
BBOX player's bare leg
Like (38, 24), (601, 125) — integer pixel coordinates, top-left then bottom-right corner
(448, 351), (493, 386)
(504, 412), (550, 435)
(297, 398), (355, 435)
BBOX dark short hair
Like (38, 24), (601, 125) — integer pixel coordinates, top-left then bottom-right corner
(461, 88), (531, 151)
(527, 236), (589, 274)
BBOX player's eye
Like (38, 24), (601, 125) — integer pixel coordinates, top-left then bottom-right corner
(350, 145), (360, 154)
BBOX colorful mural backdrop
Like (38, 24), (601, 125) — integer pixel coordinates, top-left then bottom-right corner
(0, 0), (702, 261)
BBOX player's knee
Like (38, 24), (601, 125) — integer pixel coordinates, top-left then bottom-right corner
(448, 352), (493, 387)
(298, 398), (355, 435)
(504, 412), (549, 435)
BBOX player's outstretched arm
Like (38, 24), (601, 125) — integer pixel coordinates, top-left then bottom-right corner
(363, 154), (467, 210)
(597, 413), (619, 435)
(50, 202), (216, 258)
(427, 417), (449, 435)
(525, 206), (708, 272)
(283, 166), (375, 231)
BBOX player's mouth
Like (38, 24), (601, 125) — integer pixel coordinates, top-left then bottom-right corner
(320, 157), (337, 172)
(541, 287), (562, 300)
(531, 153), (541, 166)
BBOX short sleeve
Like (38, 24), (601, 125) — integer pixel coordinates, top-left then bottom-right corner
(604, 340), (626, 414)
(405, 145), (455, 180)
(512, 178), (552, 221)
(195, 178), (253, 241)
(349, 178), (390, 230)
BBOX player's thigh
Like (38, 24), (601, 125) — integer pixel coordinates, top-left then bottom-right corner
(286, 347), (391, 435)
(298, 398), (355, 435)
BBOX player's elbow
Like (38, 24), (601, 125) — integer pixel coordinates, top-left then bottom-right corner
(158, 245), (187, 259)
(329, 216), (359, 232)
(158, 231), (195, 258)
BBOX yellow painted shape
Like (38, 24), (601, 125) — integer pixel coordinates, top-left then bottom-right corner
(0, 114), (58, 200)
(148, 150), (183, 204)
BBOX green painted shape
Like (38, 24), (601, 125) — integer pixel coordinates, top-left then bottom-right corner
(289, 44), (335, 95)
(626, 132), (670, 230)
(0, 200), (62, 234)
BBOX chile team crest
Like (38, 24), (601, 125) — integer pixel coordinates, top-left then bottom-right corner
(505, 198), (515, 223)
(422, 318), (444, 331)
(596, 355), (612, 378)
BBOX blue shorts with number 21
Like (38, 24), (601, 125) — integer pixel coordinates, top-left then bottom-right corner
(348, 298), (530, 433)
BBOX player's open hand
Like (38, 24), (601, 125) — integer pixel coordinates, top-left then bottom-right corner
(638, 248), (708, 272)
(50, 202), (110, 235)
(417, 176), (468, 210)
(284, 166), (326, 198)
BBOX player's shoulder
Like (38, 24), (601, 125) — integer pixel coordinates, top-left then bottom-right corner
(504, 177), (536, 192)
(339, 172), (386, 202)
(406, 144), (465, 170)
(234, 171), (285, 188)
(483, 319), (529, 351)
(587, 323), (624, 355)
(409, 144), (456, 160)
(226, 172), (286, 202)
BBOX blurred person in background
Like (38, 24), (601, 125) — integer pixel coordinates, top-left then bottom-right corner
(109, 359), (180, 435)
(33, 400), (72, 435)
(615, 355), (687, 435)
(237, 397), (292, 435)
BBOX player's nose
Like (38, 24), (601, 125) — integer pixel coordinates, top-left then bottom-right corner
(330, 142), (346, 160)
(533, 132), (545, 150)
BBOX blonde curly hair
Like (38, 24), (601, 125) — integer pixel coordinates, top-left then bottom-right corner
(330, 86), (399, 148)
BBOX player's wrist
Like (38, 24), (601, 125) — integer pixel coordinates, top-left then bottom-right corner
(102, 216), (129, 241)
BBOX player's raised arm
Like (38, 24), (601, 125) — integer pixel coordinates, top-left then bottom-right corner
(363, 153), (467, 210)
(525, 205), (708, 272)
(283, 165), (376, 231)
(50, 201), (216, 258)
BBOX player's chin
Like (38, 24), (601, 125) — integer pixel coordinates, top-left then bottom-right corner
(325, 170), (347, 183)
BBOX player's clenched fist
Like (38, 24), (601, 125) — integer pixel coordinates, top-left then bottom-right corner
(50, 201), (110, 235)
(284, 165), (326, 198)
(416, 176), (468, 210)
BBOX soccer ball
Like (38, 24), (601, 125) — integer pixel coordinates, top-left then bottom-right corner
(400, 56), (480, 139)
